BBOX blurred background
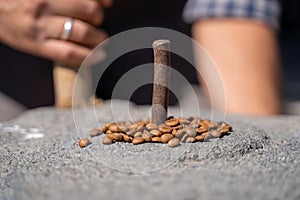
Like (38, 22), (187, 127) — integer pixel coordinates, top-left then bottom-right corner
(0, 0), (299, 120)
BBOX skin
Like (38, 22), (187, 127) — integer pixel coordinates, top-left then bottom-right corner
(0, 0), (112, 66)
(193, 19), (282, 115)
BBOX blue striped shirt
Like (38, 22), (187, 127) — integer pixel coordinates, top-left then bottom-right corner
(183, 0), (282, 29)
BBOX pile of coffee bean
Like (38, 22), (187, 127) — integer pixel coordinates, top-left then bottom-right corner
(78, 117), (232, 148)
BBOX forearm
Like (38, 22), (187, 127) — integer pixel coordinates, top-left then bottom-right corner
(192, 19), (282, 115)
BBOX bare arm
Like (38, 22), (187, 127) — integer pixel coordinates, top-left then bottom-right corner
(193, 19), (282, 115)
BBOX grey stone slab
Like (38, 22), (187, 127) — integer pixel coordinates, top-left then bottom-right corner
(0, 100), (299, 200)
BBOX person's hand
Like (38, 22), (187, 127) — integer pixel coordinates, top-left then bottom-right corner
(0, 0), (112, 66)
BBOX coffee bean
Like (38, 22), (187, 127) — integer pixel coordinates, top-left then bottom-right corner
(137, 121), (146, 127)
(185, 137), (196, 143)
(168, 138), (180, 147)
(167, 116), (174, 120)
(200, 120), (210, 128)
(99, 125), (108, 133)
(171, 124), (184, 130)
(132, 137), (145, 145)
(159, 125), (172, 133)
(173, 129), (186, 139)
(150, 129), (161, 137)
(142, 131), (152, 142)
(78, 138), (90, 148)
(119, 125), (129, 133)
(146, 123), (158, 130)
(183, 126), (197, 137)
(221, 123), (232, 132)
(105, 122), (114, 128)
(105, 133), (114, 140)
(179, 119), (190, 125)
(152, 137), (162, 143)
(134, 131), (143, 138)
(126, 130), (136, 137)
(211, 130), (221, 138)
(125, 122), (132, 126)
(181, 133), (189, 142)
(122, 134), (133, 143)
(89, 128), (100, 137)
(130, 124), (138, 130)
(136, 125), (146, 132)
(86, 117), (232, 148)
(196, 127), (208, 134)
(109, 124), (122, 133)
(172, 129), (178, 135)
(190, 119), (200, 128)
(102, 136), (113, 144)
(209, 121), (218, 130)
(161, 133), (174, 143)
(204, 132), (211, 141)
(165, 118), (179, 127)
(111, 133), (124, 141)
(195, 134), (205, 142)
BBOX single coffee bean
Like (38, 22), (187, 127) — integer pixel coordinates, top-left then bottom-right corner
(150, 129), (161, 137)
(78, 138), (90, 148)
(171, 124), (184, 130)
(102, 136), (113, 144)
(196, 127), (208, 134)
(125, 121), (132, 126)
(89, 128), (101, 137)
(109, 124), (122, 133)
(159, 125), (172, 133)
(181, 133), (189, 142)
(172, 129), (178, 135)
(119, 125), (129, 133)
(211, 130), (221, 138)
(167, 116), (174, 120)
(105, 122), (114, 128)
(161, 133), (174, 143)
(137, 121), (146, 127)
(130, 124), (138, 130)
(200, 120), (210, 128)
(204, 131), (211, 141)
(195, 134), (205, 142)
(142, 131), (152, 142)
(134, 131), (143, 138)
(132, 137), (145, 145)
(183, 126), (197, 137)
(185, 137), (196, 143)
(168, 138), (180, 147)
(146, 123), (158, 130)
(179, 119), (190, 125)
(152, 136), (162, 143)
(190, 119), (200, 128)
(112, 133), (124, 141)
(173, 129), (186, 139)
(122, 134), (133, 143)
(165, 118), (179, 127)
(99, 125), (108, 133)
(221, 122), (232, 130)
(136, 125), (146, 132)
(209, 121), (218, 130)
(126, 130), (136, 137)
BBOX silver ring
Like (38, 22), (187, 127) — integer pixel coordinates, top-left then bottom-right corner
(60, 18), (74, 40)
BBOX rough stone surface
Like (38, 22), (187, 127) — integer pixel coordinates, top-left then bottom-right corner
(0, 100), (300, 200)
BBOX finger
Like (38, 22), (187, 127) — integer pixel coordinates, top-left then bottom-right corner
(98, 0), (113, 8)
(45, 16), (108, 48)
(42, 40), (91, 66)
(48, 0), (104, 25)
